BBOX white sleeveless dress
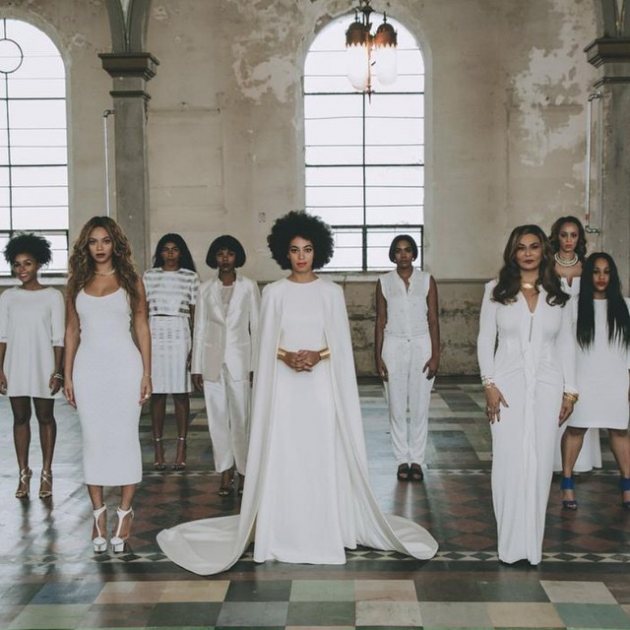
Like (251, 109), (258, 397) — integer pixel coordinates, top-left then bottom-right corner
(74, 288), (143, 486)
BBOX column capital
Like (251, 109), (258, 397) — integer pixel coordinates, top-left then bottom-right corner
(585, 37), (630, 67)
(98, 52), (160, 80)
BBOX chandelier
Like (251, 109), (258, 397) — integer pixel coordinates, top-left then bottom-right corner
(345, 0), (398, 93)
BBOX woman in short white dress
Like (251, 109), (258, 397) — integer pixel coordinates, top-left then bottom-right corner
(550, 216), (602, 474)
(0, 233), (64, 500)
(144, 234), (198, 470)
(560, 253), (630, 509)
(375, 234), (440, 482)
(64, 216), (151, 553)
(478, 224), (577, 565)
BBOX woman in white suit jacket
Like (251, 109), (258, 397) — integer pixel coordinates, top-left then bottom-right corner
(192, 236), (260, 496)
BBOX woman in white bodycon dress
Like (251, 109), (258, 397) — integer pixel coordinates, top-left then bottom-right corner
(375, 234), (440, 482)
(144, 234), (198, 470)
(560, 253), (630, 509)
(157, 211), (437, 575)
(549, 216), (602, 474)
(477, 224), (577, 565)
(0, 233), (64, 500)
(64, 216), (151, 554)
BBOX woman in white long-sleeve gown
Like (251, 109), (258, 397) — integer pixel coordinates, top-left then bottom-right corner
(157, 211), (438, 574)
(477, 225), (577, 565)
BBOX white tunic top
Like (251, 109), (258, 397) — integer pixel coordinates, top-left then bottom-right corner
(380, 269), (430, 338)
(143, 268), (199, 317)
(569, 298), (630, 429)
(0, 287), (64, 398)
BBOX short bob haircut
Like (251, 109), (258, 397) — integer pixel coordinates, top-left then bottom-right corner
(4, 233), (52, 266)
(206, 235), (246, 269)
(549, 215), (587, 261)
(267, 210), (334, 270)
(152, 233), (196, 272)
(389, 234), (418, 263)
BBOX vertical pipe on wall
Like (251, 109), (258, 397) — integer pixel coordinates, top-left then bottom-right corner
(103, 109), (115, 216)
(585, 91), (602, 234)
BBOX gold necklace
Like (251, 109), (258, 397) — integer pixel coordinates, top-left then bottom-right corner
(94, 268), (116, 276)
(521, 282), (535, 290)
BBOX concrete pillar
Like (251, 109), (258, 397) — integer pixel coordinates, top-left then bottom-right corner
(585, 38), (630, 286)
(99, 52), (158, 271)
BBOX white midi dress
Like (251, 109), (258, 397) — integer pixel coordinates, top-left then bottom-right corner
(568, 298), (630, 430)
(73, 288), (143, 486)
(0, 287), (64, 398)
(477, 281), (577, 565)
(553, 277), (602, 472)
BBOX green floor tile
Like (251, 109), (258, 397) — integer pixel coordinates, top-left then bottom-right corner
(290, 579), (355, 601)
(555, 603), (630, 628)
(287, 601), (356, 625)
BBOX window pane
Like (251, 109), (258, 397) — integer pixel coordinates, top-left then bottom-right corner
(12, 206), (69, 230)
(11, 166), (67, 186)
(0, 206), (10, 229)
(8, 100), (66, 129)
(12, 185), (68, 206)
(304, 15), (424, 270)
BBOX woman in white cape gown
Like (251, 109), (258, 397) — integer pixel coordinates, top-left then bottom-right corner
(157, 212), (438, 575)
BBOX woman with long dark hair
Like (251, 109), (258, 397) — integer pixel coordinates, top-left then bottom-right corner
(144, 234), (198, 470)
(560, 253), (630, 509)
(477, 224), (577, 565)
(158, 211), (437, 574)
(65, 216), (151, 553)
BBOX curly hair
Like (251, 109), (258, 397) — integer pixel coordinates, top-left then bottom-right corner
(577, 252), (630, 349)
(267, 211), (334, 270)
(4, 233), (52, 266)
(388, 234), (418, 263)
(549, 215), (587, 261)
(151, 233), (196, 271)
(67, 216), (140, 309)
(492, 224), (569, 306)
(205, 235), (246, 269)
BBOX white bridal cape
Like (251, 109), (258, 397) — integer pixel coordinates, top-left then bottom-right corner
(157, 278), (438, 575)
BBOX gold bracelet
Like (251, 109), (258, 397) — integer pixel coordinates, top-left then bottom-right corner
(319, 348), (331, 360)
(563, 392), (579, 403)
(277, 348), (287, 360)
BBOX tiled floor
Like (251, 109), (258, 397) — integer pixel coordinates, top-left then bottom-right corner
(1, 378), (629, 629)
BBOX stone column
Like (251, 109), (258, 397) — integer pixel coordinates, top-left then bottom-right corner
(99, 52), (159, 272)
(584, 38), (630, 286)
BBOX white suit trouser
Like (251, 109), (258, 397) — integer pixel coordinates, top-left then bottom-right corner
(382, 333), (434, 465)
(203, 366), (250, 474)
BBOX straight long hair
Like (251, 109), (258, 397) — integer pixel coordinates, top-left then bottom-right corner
(152, 233), (196, 271)
(577, 252), (630, 349)
(492, 224), (568, 306)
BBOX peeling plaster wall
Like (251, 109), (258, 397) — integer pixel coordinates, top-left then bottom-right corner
(145, 0), (597, 374)
(0, 1), (112, 238)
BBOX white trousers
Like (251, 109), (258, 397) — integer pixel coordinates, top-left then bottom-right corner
(382, 334), (434, 465)
(203, 366), (250, 474)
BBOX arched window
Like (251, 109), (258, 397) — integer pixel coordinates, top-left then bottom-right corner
(304, 15), (424, 271)
(0, 18), (68, 275)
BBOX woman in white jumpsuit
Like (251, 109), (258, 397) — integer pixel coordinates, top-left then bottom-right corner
(477, 225), (577, 565)
(375, 234), (440, 482)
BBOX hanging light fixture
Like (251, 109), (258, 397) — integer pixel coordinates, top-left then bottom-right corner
(345, 0), (397, 93)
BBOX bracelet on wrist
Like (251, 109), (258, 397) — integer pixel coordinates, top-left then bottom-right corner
(277, 348), (287, 360)
(481, 376), (495, 389)
(318, 347), (331, 361)
(563, 392), (579, 403)
(53, 373), (64, 381)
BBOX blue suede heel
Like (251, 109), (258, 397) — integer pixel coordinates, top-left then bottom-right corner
(561, 476), (577, 510)
(620, 477), (630, 510)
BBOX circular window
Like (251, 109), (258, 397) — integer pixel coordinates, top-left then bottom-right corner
(0, 38), (23, 74)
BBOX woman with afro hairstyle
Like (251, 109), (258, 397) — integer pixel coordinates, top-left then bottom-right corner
(477, 224), (577, 565)
(191, 235), (260, 496)
(158, 211), (437, 575)
(560, 253), (630, 510)
(0, 233), (64, 500)
(64, 216), (151, 554)
(143, 233), (199, 470)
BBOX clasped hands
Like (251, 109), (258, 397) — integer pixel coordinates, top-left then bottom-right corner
(278, 349), (320, 372)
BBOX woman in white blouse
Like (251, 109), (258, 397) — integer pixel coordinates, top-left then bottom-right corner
(0, 234), (64, 500)
(477, 224), (577, 565)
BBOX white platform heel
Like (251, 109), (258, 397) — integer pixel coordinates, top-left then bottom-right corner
(111, 506), (134, 553)
(92, 505), (107, 553)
